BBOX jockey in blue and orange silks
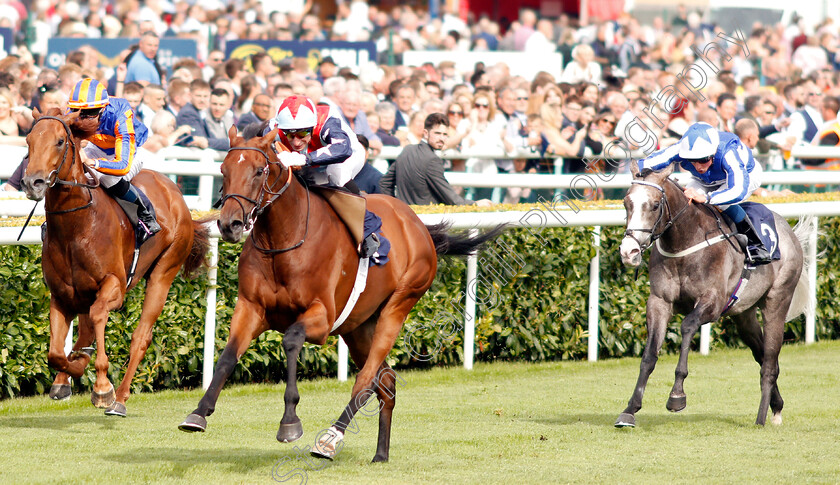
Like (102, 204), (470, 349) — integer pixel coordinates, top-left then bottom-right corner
(637, 121), (772, 265)
(69, 77), (161, 241)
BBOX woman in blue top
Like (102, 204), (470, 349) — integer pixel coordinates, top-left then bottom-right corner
(638, 122), (771, 265)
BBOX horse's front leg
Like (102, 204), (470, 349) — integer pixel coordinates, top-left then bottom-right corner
(49, 314), (94, 401)
(89, 275), (126, 409)
(616, 295), (672, 428)
(277, 304), (329, 443)
(179, 298), (267, 432)
(667, 296), (719, 413)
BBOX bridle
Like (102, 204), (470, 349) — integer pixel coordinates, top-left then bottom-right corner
(623, 178), (692, 253)
(214, 145), (309, 253)
(31, 115), (100, 214)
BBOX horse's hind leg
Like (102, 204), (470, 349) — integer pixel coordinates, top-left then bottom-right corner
(313, 292), (422, 462)
(108, 265), (181, 417)
(754, 293), (790, 426)
(732, 309), (784, 425)
(616, 296), (671, 428)
(179, 299), (268, 433)
(342, 318), (400, 463)
(89, 275), (125, 409)
(667, 297), (719, 413)
(50, 314), (95, 401)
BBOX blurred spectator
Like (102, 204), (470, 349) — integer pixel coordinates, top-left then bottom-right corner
(561, 44), (602, 84)
(122, 81), (145, 114)
(144, 111), (194, 153)
(139, 84), (167, 123)
(809, 95), (840, 170)
(316, 56), (337, 83)
(393, 84), (416, 130)
(202, 88), (235, 150)
(373, 102), (401, 146)
(125, 31), (163, 86)
(166, 79), (191, 117)
(352, 134), (383, 194)
(784, 79), (823, 145)
(237, 93), (273, 131)
(250, 52), (277, 91)
(176, 79), (216, 149)
(380, 112), (491, 206)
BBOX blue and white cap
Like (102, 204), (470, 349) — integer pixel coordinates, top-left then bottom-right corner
(678, 122), (719, 160)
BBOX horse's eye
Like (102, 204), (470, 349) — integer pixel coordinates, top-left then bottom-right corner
(255, 167), (264, 177)
(651, 202), (660, 211)
(56, 138), (64, 147)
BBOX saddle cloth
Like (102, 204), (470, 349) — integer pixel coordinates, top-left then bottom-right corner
(740, 202), (781, 261)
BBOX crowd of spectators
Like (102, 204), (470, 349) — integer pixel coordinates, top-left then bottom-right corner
(2, 2), (840, 201)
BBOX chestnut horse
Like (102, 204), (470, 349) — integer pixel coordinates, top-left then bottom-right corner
(21, 110), (211, 417)
(179, 126), (503, 463)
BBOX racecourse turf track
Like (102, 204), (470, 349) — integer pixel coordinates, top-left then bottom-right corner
(1, 340), (838, 484)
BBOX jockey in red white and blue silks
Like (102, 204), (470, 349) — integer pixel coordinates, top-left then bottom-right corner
(268, 95), (385, 262)
(268, 95), (365, 187)
(637, 122), (771, 264)
(69, 77), (160, 239)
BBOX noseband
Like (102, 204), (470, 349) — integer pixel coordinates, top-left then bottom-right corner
(623, 178), (691, 252)
(31, 115), (100, 214)
(215, 145), (309, 253)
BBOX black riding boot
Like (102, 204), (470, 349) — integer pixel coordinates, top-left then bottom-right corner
(735, 216), (772, 265)
(105, 179), (162, 242)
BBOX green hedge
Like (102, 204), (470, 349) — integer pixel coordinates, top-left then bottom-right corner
(1, 218), (838, 399)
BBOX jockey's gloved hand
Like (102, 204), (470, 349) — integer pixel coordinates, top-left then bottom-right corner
(279, 151), (307, 168)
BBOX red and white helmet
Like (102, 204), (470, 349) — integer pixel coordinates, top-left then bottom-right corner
(271, 95), (317, 131)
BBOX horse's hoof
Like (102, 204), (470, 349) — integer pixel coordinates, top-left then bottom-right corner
(771, 412), (783, 426)
(179, 413), (207, 432)
(49, 384), (72, 401)
(615, 413), (636, 428)
(371, 454), (388, 463)
(310, 431), (341, 461)
(80, 347), (95, 357)
(276, 420), (304, 443)
(104, 402), (127, 417)
(91, 384), (115, 408)
(666, 395), (687, 413)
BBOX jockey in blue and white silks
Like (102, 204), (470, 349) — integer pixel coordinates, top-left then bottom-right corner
(638, 122), (771, 265)
(69, 78), (161, 241)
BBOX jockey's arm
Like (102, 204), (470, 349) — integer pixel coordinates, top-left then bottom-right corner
(706, 146), (750, 205)
(637, 143), (679, 172)
(306, 118), (353, 167)
(91, 114), (140, 176)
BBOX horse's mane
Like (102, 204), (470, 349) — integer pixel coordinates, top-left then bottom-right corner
(242, 120), (270, 140)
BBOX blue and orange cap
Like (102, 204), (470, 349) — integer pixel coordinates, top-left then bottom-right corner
(69, 78), (110, 110)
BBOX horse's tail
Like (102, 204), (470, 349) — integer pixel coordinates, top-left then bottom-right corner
(786, 215), (819, 322)
(425, 222), (508, 256)
(182, 215), (216, 279)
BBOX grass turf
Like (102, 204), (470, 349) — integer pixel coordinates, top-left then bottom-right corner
(1, 341), (839, 484)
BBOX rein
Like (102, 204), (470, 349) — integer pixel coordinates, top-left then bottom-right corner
(215, 145), (310, 253)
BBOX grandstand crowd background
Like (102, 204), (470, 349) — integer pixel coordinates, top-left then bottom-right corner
(1, 1), (840, 202)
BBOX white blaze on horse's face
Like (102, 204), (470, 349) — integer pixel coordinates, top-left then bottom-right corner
(236, 153), (245, 164)
(620, 187), (658, 267)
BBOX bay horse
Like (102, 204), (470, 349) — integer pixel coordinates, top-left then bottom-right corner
(178, 126), (503, 463)
(20, 109), (211, 417)
(615, 160), (814, 428)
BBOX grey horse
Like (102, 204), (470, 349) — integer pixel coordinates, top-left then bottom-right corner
(615, 160), (815, 427)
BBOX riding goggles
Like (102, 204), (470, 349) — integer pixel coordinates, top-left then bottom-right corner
(283, 128), (313, 139)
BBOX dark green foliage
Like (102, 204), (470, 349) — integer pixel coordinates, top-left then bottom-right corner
(1, 218), (838, 399)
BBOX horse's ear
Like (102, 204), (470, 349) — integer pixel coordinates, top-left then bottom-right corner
(227, 125), (238, 146)
(264, 128), (282, 150)
(659, 161), (675, 177)
(32, 107), (42, 120)
(630, 159), (640, 177)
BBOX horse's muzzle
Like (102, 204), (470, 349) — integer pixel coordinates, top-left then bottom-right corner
(619, 236), (642, 267)
(20, 175), (47, 201)
(218, 217), (244, 243)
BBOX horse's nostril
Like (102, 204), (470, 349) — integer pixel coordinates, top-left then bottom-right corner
(230, 220), (243, 230)
(32, 178), (45, 187)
